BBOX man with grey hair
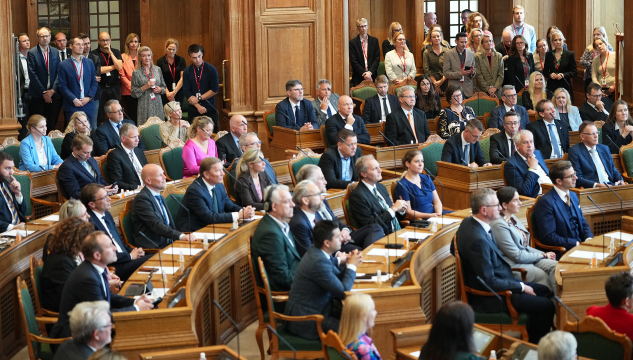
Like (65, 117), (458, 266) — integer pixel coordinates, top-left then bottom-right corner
(362, 75), (399, 124)
(504, 129), (551, 197)
(217, 114), (248, 166)
(424, 12), (437, 33)
(384, 86), (431, 145)
(95, 99), (146, 156)
(441, 119), (491, 167)
(53, 301), (112, 360)
(106, 122), (148, 190)
(488, 85), (530, 130)
(312, 79), (340, 126)
(324, 95), (371, 146)
(275, 79), (318, 130)
(495, 29), (513, 57)
(231, 132), (278, 183)
(452, 187), (555, 344)
(349, 18), (380, 86)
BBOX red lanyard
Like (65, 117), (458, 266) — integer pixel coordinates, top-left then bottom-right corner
(600, 52), (609, 79)
(166, 56), (176, 81)
(361, 39), (368, 70)
(522, 58), (529, 85)
(503, 43), (510, 56)
(512, 23), (525, 36)
(42, 49), (49, 73)
(101, 52), (111, 67)
(538, 53), (544, 71)
(194, 62), (204, 91)
(71, 58), (83, 82)
(143, 66), (154, 81)
(397, 51), (406, 74)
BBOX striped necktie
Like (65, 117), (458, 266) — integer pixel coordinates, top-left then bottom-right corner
(1, 185), (18, 224)
(373, 187), (401, 231)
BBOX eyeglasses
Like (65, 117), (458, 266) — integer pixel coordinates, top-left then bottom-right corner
(505, 94), (518, 99)
(581, 132), (599, 136)
(588, 93), (603, 98)
(563, 172), (577, 179)
(393, 28), (402, 32)
(505, 121), (520, 126)
(357, 25), (368, 28)
(248, 140), (262, 146)
(109, 109), (123, 114)
(94, 195), (109, 202)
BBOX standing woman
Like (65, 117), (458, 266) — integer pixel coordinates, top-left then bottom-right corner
(156, 38), (186, 105)
(591, 36), (619, 102)
(437, 85), (476, 139)
(533, 39), (548, 72)
(602, 100), (633, 154)
(423, 27), (447, 94)
(382, 22), (411, 57)
(119, 33), (140, 123)
(553, 88), (582, 131)
(384, 31), (416, 92)
(545, 26), (567, 51)
(19, 115), (63, 172)
(61, 111), (99, 159)
(415, 75), (442, 120)
(182, 116), (217, 178)
(418, 301), (479, 360)
(234, 149), (272, 210)
(543, 29), (577, 103)
(339, 293), (381, 360)
(503, 35), (534, 91)
(522, 72), (553, 111)
(474, 33), (504, 98)
(131, 46), (166, 126)
(394, 149), (443, 220)
(466, 29), (482, 53)
(580, 27), (613, 92)
(466, 12), (494, 47)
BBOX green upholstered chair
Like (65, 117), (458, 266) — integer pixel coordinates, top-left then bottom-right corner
(1, 137), (22, 165)
(30, 255), (58, 318)
(621, 144), (633, 183)
(258, 257), (325, 360)
(462, 92), (500, 117)
(350, 80), (378, 101)
(180, 98), (189, 121)
(391, 78), (418, 96)
(596, 120), (605, 144)
(342, 182), (359, 230)
(263, 107), (277, 143)
(13, 169), (60, 218)
(479, 129), (499, 164)
(418, 135), (446, 176)
(526, 198), (567, 254)
(159, 146), (184, 181)
(377, 61), (386, 77)
(563, 316), (632, 360)
(48, 130), (65, 158)
(482, 112), (491, 129)
(164, 193), (185, 223)
(289, 152), (322, 186)
(140, 123), (164, 151)
(321, 330), (358, 360)
(119, 201), (137, 249)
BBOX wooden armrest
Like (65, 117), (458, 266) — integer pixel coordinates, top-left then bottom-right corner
(401, 220), (411, 227)
(31, 198), (61, 208)
(41, 309), (59, 317)
(465, 286), (512, 298)
(535, 242), (566, 254)
(271, 291), (289, 302)
(273, 312), (324, 323)
(142, 248), (159, 253)
(31, 334), (70, 345)
(511, 267), (528, 282)
(35, 316), (58, 324)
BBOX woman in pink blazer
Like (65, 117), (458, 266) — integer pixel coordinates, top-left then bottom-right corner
(182, 116), (218, 177)
(120, 33), (140, 123)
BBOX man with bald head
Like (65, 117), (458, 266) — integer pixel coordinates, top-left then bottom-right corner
(91, 31), (123, 124)
(53, 32), (70, 61)
(384, 86), (431, 145)
(496, 29), (513, 57)
(131, 164), (195, 249)
(217, 114), (248, 167)
(424, 12), (437, 34)
(324, 95), (370, 146)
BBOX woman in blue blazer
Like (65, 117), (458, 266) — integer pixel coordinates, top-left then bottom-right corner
(19, 115), (63, 172)
(552, 88), (582, 131)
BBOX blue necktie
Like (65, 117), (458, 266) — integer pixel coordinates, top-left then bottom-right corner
(326, 105), (332, 118)
(155, 195), (169, 225)
(101, 269), (111, 303)
(294, 105), (300, 124)
(464, 144), (471, 163)
(548, 124), (562, 158)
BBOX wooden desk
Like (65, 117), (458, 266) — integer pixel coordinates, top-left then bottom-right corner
(139, 345), (245, 360)
(366, 122), (385, 146)
(270, 159), (292, 187)
(269, 127), (323, 161)
(435, 162), (504, 210)
(358, 143), (419, 171)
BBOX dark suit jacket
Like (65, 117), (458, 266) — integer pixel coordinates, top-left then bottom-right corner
(504, 150), (549, 198)
(602, 121), (632, 154)
(216, 132), (243, 166)
(568, 143), (623, 188)
(230, 157), (278, 185)
(362, 94), (399, 124)
(27, 45), (61, 97)
(579, 98), (613, 122)
(53, 339), (94, 360)
(131, 186), (181, 249)
(50, 261), (135, 339)
(234, 171), (272, 211)
(495, 42), (509, 57)
(325, 113), (371, 146)
(61, 131), (101, 160)
(384, 107), (431, 145)
(318, 146), (362, 190)
(489, 131), (513, 165)
(87, 209), (132, 257)
(177, 177), (242, 232)
(349, 34), (380, 86)
(57, 57), (98, 114)
(106, 146), (148, 190)
(0, 183), (26, 232)
(41, 253), (77, 313)
(349, 181), (399, 235)
(534, 188), (593, 250)
(441, 132), (488, 166)
(250, 213), (301, 291)
(95, 119), (146, 156)
(285, 245), (355, 339)
(488, 104), (530, 131)
(275, 98), (318, 129)
(526, 119), (570, 160)
(502, 54), (535, 91)
(543, 50), (577, 101)
(57, 155), (108, 199)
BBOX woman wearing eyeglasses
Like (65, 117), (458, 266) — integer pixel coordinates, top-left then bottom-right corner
(182, 116), (217, 177)
(234, 149), (272, 210)
(382, 22), (411, 57)
(437, 85), (476, 139)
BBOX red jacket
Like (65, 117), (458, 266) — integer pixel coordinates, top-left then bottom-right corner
(586, 303), (633, 342)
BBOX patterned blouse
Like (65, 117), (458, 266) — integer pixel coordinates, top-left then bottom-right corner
(348, 334), (382, 360)
(437, 106), (476, 139)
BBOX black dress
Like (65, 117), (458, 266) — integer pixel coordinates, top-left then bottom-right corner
(543, 50), (577, 103)
(415, 93), (442, 120)
(156, 55), (186, 105)
(602, 121), (633, 154)
(521, 89), (554, 111)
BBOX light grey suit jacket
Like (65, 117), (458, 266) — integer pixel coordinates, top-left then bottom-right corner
(443, 48), (476, 97)
(474, 51), (504, 92)
(490, 215), (544, 265)
(312, 93), (340, 127)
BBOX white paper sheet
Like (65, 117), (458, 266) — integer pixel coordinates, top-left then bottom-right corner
(163, 248), (203, 256)
(190, 232), (225, 240)
(366, 248), (407, 257)
(427, 217), (460, 224)
(354, 274), (393, 282)
(398, 232), (430, 240)
(410, 351), (421, 358)
(1, 230), (35, 237)
(603, 231), (633, 242)
(42, 215), (59, 221)
(350, 288), (377, 292)
(568, 250), (609, 260)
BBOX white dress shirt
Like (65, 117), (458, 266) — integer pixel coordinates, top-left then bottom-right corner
(378, 95), (392, 122)
(268, 213), (295, 248)
(122, 144), (144, 185)
(517, 152), (551, 194)
(93, 209), (125, 254)
(19, 53), (29, 89)
(585, 144), (610, 187)
(542, 119), (564, 159)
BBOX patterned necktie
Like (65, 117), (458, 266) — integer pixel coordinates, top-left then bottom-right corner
(511, 140), (516, 155)
(154, 195), (169, 225)
(101, 269), (111, 303)
(548, 123), (562, 158)
(116, 123), (121, 131)
(129, 151), (143, 184)
(464, 144), (471, 164)
(373, 187), (401, 231)
(1, 185), (18, 224)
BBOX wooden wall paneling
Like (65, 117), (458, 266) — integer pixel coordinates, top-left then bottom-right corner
(414, 0), (425, 74)
(622, 0), (633, 104)
(483, 0), (513, 44)
(0, 0), (21, 142)
(10, 0), (27, 36)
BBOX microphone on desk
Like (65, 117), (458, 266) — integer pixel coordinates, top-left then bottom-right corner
(214, 300), (241, 360)
(554, 295), (579, 335)
(379, 131), (399, 176)
(587, 195), (606, 253)
(424, 167), (445, 230)
(477, 276), (504, 352)
(266, 324), (296, 360)
(373, 209), (399, 276)
(167, 194), (193, 258)
(222, 168), (248, 226)
(461, 158), (479, 189)
(496, 149), (518, 190)
(138, 231), (167, 302)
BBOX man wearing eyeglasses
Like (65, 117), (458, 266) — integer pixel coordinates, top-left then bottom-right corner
(91, 32), (123, 125)
(275, 79), (318, 131)
(488, 85), (530, 131)
(441, 118), (492, 168)
(349, 18), (380, 87)
(534, 161), (593, 251)
(490, 111), (522, 164)
(384, 86), (430, 145)
(568, 121), (624, 189)
(95, 99), (146, 156)
(230, 132), (278, 184)
(579, 82), (613, 122)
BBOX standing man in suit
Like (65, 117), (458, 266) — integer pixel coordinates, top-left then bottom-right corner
(503, 5), (537, 53)
(90, 32), (123, 125)
(0, 153), (26, 232)
(452, 188), (554, 343)
(217, 115), (247, 166)
(444, 32), (476, 98)
(490, 111), (521, 164)
(275, 79), (318, 130)
(325, 95), (371, 146)
(496, 29), (512, 57)
(53, 32), (71, 61)
(81, 183), (150, 281)
(182, 44), (219, 126)
(285, 220), (361, 340)
(106, 123), (147, 190)
(441, 119), (491, 167)
(57, 36), (98, 127)
(349, 155), (408, 235)
(349, 18), (380, 87)
(80, 33), (101, 129)
(568, 121), (625, 188)
(488, 85), (530, 130)
(362, 75), (399, 124)
(318, 129), (362, 190)
(53, 301), (112, 360)
(579, 83), (613, 122)
(312, 79), (340, 127)
(384, 86), (431, 145)
(17, 33), (31, 140)
(27, 27), (62, 131)
(50, 232), (153, 339)
(526, 99), (569, 159)
(460, 10), (471, 33)
(131, 164), (195, 249)
(504, 130), (551, 197)
(231, 132), (278, 184)
(177, 157), (254, 232)
(534, 161), (593, 251)
(57, 134), (117, 199)
(424, 12), (438, 34)
(95, 100), (146, 156)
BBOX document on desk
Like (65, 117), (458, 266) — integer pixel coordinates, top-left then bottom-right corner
(398, 232), (430, 240)
(410, 351), (421, 358)
(134, 288), (169, 300)
(190, 232), (226, 240)
(603, 231), (633, 242)
(163, 248), (203, 256)
(42, 214), (59, 221)
(568, 250), (609, 260)
(367, 248), (407, 257)
(354, 274), (393, 282)
(1, 230), (36, 237)
(427, 217), (460, 225)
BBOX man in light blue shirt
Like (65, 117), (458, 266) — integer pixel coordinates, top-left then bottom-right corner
(503, 5), (536, 53)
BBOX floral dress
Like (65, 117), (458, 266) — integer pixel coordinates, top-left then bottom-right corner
(348, 334), (381, 360)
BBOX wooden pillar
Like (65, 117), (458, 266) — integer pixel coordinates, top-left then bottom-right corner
(0, 0), (21, 142)
(622, 0), (633, 104)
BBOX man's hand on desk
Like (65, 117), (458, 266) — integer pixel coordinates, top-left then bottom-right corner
(337, 251), (347, 265)
(523, 284), (536, 296)
(238, 206), (255, 219)
(300, 123), (314, 131)
(130, 247), (145, 259)
(615, 180), (626, 186)
(135, 294), (154, 310)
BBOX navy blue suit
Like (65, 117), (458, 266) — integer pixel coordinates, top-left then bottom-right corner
(488, 104), (530, 131)
(177, 177), (242, 232)
(27, 45), (60, 98)
(526, 119), (570, 160)
(275, 98), (318, 129)
(504, 150), (549, 198)
(567, 143), (623, 189)
(534, 188), (593, 250)
(0, 183), (26, 232)
(57, 57), (99, 125)
(57, 155), (108, 199)
(94, 120), (146, 156)
(441, 132), (488, 166)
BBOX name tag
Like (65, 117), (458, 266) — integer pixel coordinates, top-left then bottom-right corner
(460, 76), (464, 83)
(524, 79), (529, 88)
(172, 82), (176, 91)
(105, 72), (111, 77)
(602, 78), (607, 86)
(196, 92), (201, 99)
(150, 93), (156, 100)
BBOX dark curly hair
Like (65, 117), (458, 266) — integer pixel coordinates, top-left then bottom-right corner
(48, 218), (96, 257)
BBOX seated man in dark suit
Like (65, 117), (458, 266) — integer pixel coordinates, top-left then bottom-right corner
(177, 157), (255, 232)
(534, 161), (593, 251)
(250, 184), (300, 292)
(81, 183), (150, 281)
(452, 188), (554, 344)
(441, 119), (492, 167)
(131, 164), (195, 249)
(275, 79), (318, 131)
(384, 86), (431, 145)
(362, 75), (399, 124)
(0, 152), (26, 232)
(318, 129), (362, 190)
(95, 99), (146, 156)
(490, 111), (521, 164)
(53, 301), (111, 360)
(488, 85), (530, 130)
(230, 132), (278, 184)
(50, 232), (153, 339)
(348, 155), (408, 236)
(285, 220), (361, 340)
(587, 272), (633, 341)
(216, 114), (247, 166)
(526, 99), (569, 159)
(504, 130), (552, 198)
(57, 134), (118, 199)
(568, 121), (625, 188)
(324, 95), (371, 146)
(106, 123), (147, 191)
(312, 79), (340, 127)
(579, 82), (613, 122)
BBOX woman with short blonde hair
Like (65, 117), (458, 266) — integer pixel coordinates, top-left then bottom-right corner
(61, 112), (99, 159)
(131, 46), (166, 125)
(382, 22), (411, 57)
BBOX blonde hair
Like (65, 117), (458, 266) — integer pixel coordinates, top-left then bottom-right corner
(236, 148), (264, 178)
(356, 18), (368, 27)
(592, 36), (610, 52)
(64, 112), (90, 135)
(552, 88), (572, 113)
(527, 71), (546, 110)
(135, 46), (153, 70)
(27, 115), (46, 135)
(477, 33), (495, 54)
(424, 25), (445, 47)
(59, 199), (86, 221)
(163, 101), (180, 119)
(468, 28), (482, 51)
(339, 293), (375, 346)
(189, 116), (214, 139)
(549, 29), (566, 44)
(124, 33), (139, 56)
(392, 31), (405, 46)
(387, 22), (403, 45)
(512, 5), (525, 13)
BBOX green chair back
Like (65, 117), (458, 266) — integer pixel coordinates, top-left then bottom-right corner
(162, 147), (184, 181)
(598, 127), (603, 144)
(420, 142), (444, 176)
(266, 112), (277, 137)
(327, 347), (350, 360)
(121, 210), (134, 246)
(51, 138), (63, 157)
(13, 174), (33, 218)
(181, 99), (189, 122)
(466, 99), (498, 117)
(351, 86), (378, 101)
(623, 148), (633, 177)
(3, 145), (21, 165)
(345, 199), (360, 229)
(164, 193), (184, 223)
(291, 157), (319, 183)
(573, 332), (627, 360)
(101, 158), (111, 184)
(33, 265), (44, 310)
(20, 285), (54, 360)
(140, 124), (164, 151)
(480, 136), (492, 163)
(377, 61), (386, 77)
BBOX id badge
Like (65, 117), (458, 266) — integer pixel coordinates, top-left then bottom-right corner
(460, 76), (464, 83)
(172, 82), (176, 91)
(196, 92), (201, 98)
(524, 79), (529, 88)
(150, 93), (156, 100)
(602, 78), (607, 86)
(105, 72), (111, 77)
